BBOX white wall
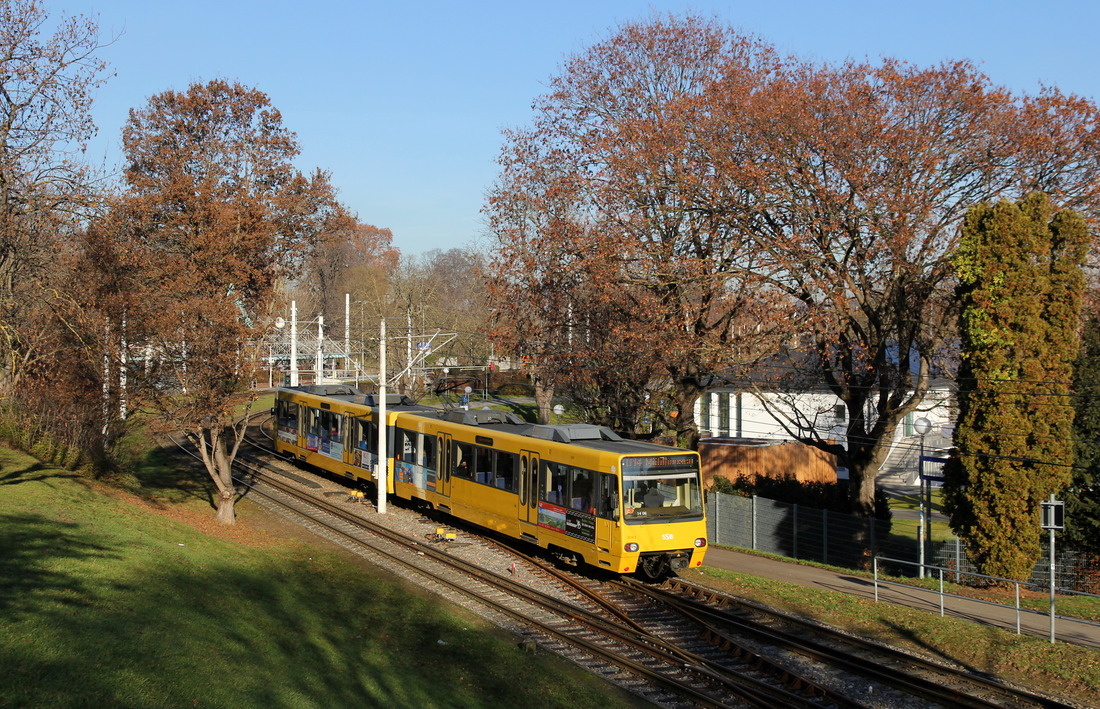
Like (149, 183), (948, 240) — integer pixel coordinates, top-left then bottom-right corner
(696, 387), (954, 451)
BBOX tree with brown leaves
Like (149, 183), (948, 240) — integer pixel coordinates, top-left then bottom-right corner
(720, 57), (1100, 516)
(295, 220), (398, 326)
(486, 15), (784, 440)
(102, 79), (345, 523)
(488, 13), (1100, 522)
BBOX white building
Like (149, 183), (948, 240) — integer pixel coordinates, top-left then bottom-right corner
(694, 381), (955, 484)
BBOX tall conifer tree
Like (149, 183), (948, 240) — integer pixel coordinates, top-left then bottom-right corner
(944, 193), (1088, 580)
(1068, 316), (1100, 554)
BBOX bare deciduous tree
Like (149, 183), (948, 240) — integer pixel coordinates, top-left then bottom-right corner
(0, 0), (114, 395)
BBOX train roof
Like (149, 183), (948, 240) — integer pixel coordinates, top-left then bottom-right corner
(280, 385), (692, 457)
(277, 385), (435, 412)
(418, 409), (687, 456)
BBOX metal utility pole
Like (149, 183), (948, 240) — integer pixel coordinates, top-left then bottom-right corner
(290, 301), (299, 386)
(315, 316), (324, 384)
(1041, 494), (1064, 644)
(119, 313), (128, 420)
(377, 318), (388, 514)
(914, 417), (931, 578)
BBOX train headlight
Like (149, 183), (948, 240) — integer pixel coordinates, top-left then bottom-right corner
(694, 538), (707, 548)
(624, 543), (639, 553)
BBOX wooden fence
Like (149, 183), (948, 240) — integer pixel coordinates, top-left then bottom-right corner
(699, 437), (837, 487)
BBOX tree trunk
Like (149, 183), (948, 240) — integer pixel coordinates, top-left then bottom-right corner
(192, 425), (239, 525)
(847, 445), (890, 517)
(213, 429), (236, 524)
(215, 485), (236, 524)
(534, 375), (554, 425)
(672, 380), (702, 450)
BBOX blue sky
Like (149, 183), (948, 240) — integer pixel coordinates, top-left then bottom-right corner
(53, 0), (1100, 257)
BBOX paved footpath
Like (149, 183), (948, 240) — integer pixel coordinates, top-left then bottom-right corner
(702, 547), (1100, 650)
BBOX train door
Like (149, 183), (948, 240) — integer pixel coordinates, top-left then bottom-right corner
(519, 451), (540, 529)
(594, 471), (617, 565)
(295, 402), (308, 459)
(436, 432), (452, 501)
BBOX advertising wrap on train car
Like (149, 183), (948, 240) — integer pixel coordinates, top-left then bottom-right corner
(537, 501), (595, 543)
(395, 461), (428, 489)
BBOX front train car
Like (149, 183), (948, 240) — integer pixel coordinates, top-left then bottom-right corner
(522, 424), (708, 579)
(618, 450), (707, 578)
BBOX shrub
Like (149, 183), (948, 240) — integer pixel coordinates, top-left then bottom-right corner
(495, 381), (534, 397)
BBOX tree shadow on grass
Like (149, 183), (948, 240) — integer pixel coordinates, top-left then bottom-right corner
(127, 442), (222, 511)
(0, 514), (617, 709)
(495, 400), (538, 422)
(0, 459), (82, 487)
(0, 513), (118, 617)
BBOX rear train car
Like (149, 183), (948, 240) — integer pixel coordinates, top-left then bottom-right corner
(274, 385), (707, 578)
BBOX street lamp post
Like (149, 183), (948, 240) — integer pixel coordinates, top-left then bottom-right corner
(914, 417), (932, 578)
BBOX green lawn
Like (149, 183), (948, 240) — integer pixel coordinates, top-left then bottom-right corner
(0, 446), (644, 709)
(687, 564), (1100, 704)
(886, 489), (954, 542)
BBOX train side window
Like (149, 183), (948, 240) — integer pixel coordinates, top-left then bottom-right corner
(494, 451), (516, 491)
(596, 472), (619, 521)
(420, 434), (436, 471)
(538, 462), (551, 503)
(474, 446), (494, 485)
(357, 419), (378, 455)
(277, 400), (298, 432)
(317, 410), (334, 441)
(454, 442), (473, 479)
(396, 428), (416, 463)
(570, 467), (593, 512)
(519, 456), (528, 505)
(545, 462), (567, 506)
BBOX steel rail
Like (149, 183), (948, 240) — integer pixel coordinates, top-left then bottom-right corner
(512, 550), (863, 709)
(658, 577), (1079, 709)
(179, 426), (813, 708)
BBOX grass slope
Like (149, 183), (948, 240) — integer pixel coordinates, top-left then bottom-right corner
(0, 447), (644, 709)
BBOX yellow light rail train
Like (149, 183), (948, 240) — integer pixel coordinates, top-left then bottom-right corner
(273, 384), (707, 578)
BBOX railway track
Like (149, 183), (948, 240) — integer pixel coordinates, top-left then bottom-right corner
(497, 550), (1078, 709)
(648, 577), (1079, 709)
(229, 420), (848, 707)
(166, 415), (1083, 708)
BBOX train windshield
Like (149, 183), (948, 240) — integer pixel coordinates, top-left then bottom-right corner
(620, 453), (703, 523)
